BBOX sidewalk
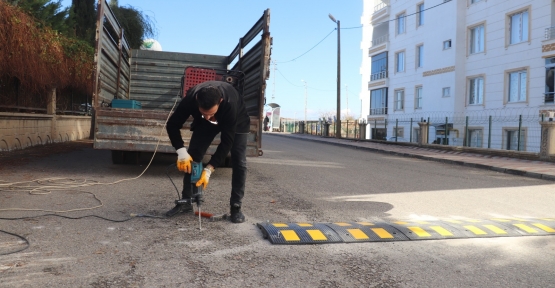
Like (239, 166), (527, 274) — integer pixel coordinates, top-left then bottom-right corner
(270, 132), (555, 181)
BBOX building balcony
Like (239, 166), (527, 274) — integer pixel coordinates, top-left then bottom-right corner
(368, 73), (388, 90)
(545, 92), (555, 104)
(370, 71), (387, 81)
(542, 26), (555, 57)
(371, 34), (389, 48)
(545, 26), (555, 40)
(371, 1), (390, 24)
(369, 107), (388, 116)
(368, 34), (389, 56)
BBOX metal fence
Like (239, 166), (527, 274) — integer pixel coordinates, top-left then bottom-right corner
(281, 120), (367, 139)
(369, 107), (550, 153)
(280, 107), (555, 153)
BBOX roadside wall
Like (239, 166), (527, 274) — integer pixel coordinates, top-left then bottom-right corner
(0, 112), (91, 151)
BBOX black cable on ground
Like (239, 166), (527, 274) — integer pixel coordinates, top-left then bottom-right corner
(165, 163), (181, 199)
(0, 229), (30, 256)
(0, 214), (134, 222)
(0, 213), (167, 256)
(0, 164), (181, 256)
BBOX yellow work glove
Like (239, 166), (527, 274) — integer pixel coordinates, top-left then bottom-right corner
(176, 147), (193, 173)
(196, 168), (212, 189)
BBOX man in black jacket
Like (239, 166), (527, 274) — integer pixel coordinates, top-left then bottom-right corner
(165, 80), (250, 223)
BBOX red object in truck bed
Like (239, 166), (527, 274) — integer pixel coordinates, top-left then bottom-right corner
(182, 67), (217, 97)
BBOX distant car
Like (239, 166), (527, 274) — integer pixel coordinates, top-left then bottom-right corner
(387, 136), (407, 142)
(79, 103), (92, 115)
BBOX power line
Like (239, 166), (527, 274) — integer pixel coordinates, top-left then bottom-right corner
(276, 69), (303, 87)
(276, 28), (336, 64)
(276, 69), (333, 91)
(275, 0), (452, 63)
(277, 68), (361, 94)
(378, 0), (452, 27)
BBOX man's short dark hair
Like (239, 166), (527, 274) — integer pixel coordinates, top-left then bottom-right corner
(196, 86), (222, 109)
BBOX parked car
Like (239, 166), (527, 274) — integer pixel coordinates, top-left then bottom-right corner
(79, 103), (92, 115)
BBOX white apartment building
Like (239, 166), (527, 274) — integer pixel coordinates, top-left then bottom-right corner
(360, 0), (555, 152)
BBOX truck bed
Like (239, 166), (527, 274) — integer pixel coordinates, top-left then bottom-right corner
(94, 107), (260, 156)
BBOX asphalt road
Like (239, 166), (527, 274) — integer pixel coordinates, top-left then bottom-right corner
(1, 134), (555, 287)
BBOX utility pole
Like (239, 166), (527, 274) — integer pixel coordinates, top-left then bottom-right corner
(271, 60), (276, 102)
(329, 13), (341, 139)
(345, 84), (348, 119)
(302, 80), (307, 124)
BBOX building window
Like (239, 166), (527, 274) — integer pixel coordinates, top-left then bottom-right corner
(394, 89), (404, 111)
(470, 24), (485, 54)
(396, 51), (405, 72)
(416, 45), (424, 68)
(546, 57), (555, 103)
(468, 129), (483, 147)
(443, 40), (451, 50)
(442, 87), (451, 97)
(417, 3), (425, 27)
(370, 88), (388, 115)
(469, 76), (484, 105)
(504, 129), (525, 151)
(509, 10), (529, 44)
(370, 52), (388, 81)
(394, 127), (404, 137)
(470, 0), (483, 4)
(397, 13), (406, 35)
(508, 70), (527, 102)
(415, 86), (423, 109)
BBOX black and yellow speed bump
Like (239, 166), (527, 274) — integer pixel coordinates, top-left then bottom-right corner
(257, 218), (555, 245)
(389, 220), (468, 240)
(440, 219), (525, 237)
(256, 222), (344, 244)
(324, 222), (409, 242)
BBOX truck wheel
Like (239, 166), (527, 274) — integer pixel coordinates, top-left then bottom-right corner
(112, 150), (124, 164)
(124, 151), (140, 165)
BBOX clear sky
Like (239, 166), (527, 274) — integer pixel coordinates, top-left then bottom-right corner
(61, 0), (364, 120)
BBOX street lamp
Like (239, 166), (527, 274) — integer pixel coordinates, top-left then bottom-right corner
(301, 79), (307, 124)
(329, 13), (341, 139)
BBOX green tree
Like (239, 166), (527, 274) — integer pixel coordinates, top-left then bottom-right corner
(66, 0), (96, 46)
(6, 0), (69, 33)
(109, 0), (156, 49)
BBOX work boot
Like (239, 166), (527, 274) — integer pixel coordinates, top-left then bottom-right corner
(229, 203), (245, 223)
(165, 199), (193, 217)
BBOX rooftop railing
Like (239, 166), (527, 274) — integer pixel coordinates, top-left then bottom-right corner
(374, 1), (389, 13)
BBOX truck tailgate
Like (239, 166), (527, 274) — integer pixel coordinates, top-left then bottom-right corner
(94, 107), (260, 156)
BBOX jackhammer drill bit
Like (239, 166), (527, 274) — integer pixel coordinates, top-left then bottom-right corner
(190, 161), (204, 230)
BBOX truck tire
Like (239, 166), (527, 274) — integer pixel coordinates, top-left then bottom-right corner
(112, 150), (124, 164)
(126, 151), (140, 165)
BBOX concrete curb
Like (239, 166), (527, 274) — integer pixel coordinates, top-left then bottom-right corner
(268, 133), (555, 182)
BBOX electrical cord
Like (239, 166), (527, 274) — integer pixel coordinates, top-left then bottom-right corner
(0, 214), (134, 222)
(0, 92), (181, 256)
(0, 213), (164, 256)
(0, 93), (180, 214)
(0, 229), (29, 256)
(0, 67), (242, 254)
(165, 163), (182, 199)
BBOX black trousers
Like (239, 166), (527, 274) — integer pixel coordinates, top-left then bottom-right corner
(182, 129), (248, 207)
